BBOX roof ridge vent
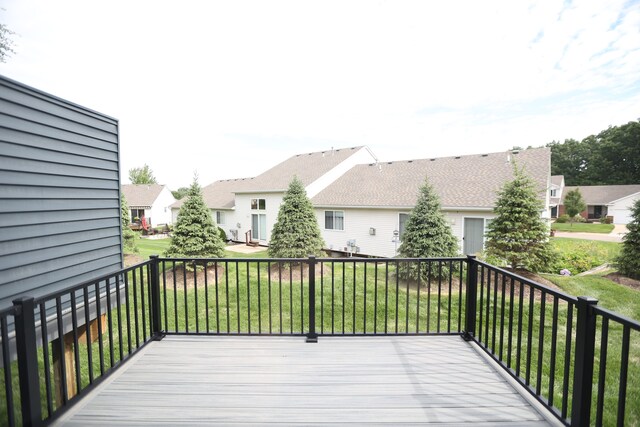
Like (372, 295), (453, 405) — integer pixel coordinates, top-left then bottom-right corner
(454, 156), (461, 159)
(430, 158), (436, 161)
(481, 154), (488, 157)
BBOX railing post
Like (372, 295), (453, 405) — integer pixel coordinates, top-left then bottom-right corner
(14, 297), (42, 427)
(306, 256), (318, 343)
(149, 255), (163, 339)
(571, 296), (598, 427)
(463, 255), (478, 341)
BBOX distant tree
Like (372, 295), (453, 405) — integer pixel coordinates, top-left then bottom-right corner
(128, 164), (157, 184)
(398, 178), (458, 280)
(269, 177), (324, 258)
(120, 193), (139, 253)
(164, 178), (225, 259)
(171, 186), (189, 200)
(485, 165), (553, 270)
(563, 188), (587, 226)
(616, 199), (640, 280)
(0, 20), (16, 63)
(549, 120), (640, 185)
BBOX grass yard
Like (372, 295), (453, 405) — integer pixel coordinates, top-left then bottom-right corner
(551, 222), (615, 233)
(134, 237), (171, 259)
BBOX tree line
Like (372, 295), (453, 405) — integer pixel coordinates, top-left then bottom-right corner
(547, 120), (639, 186)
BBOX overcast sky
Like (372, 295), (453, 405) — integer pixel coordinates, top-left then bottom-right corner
(1, 0), (639, 190)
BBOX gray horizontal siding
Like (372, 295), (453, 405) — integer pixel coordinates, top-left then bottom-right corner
(0, 75), (122, 308)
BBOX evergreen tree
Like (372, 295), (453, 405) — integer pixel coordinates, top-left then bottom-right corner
(398, 178), (458, 280)
(564, 188), (586, 225)
(269, 177), (324, 258)
(616, 199), (640, 280)
(485, 165), (553, 270)
(165, 178), (225, 259)
(120, 193), (139, 253)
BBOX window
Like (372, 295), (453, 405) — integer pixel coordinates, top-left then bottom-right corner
(251, 198), (266, 210)
(131, 208), (145, 222)
(324, 210), (344, 230)
(550, 189), (557, 197)
(252, 214), (267, 240)
(399, 213), (410, 239)
(216, 211), (225, 225)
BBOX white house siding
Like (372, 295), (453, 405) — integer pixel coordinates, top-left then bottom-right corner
(608, 192), (640, 224)
(305, 148), (377, 198)
(149, 187), (176, 225)
(316, 208), (497, 258)
(234, 193), (285, 243)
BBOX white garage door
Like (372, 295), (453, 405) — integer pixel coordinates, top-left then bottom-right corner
(610, 208), (632, 224)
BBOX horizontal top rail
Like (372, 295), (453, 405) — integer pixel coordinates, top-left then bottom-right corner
(594, 305), (640, 330)
(32, 260), (152, 304)
(475, 259), (579, 303)
(156, 256), (470, 263)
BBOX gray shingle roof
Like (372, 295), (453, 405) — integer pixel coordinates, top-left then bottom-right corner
(235, 146), (365, 192)
(311, 148), (551, 208)
(171, 178), (255, 210)
(562, 185), (640, 205)
(122, 184), (166, 208)
(551, 175), (564, 187)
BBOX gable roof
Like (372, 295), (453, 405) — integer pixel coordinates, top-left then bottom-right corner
(122, 184), (167, 208)
(562, 185), (640, 205)
(551, 175), (564, 187)
(235, 146), (365, 193)
(312, 147), (550, 209)
(171, 178), (255, 210)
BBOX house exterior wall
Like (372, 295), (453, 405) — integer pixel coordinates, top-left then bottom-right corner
(0, 75), (122, 308)
(148, 186), (176, 225)
(233, 192), (284, 243)
(608, 193), (640, 224)
(316, 207), (497, 258)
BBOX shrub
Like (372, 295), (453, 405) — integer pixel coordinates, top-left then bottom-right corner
(616, 199), (640, 279)
(540, 240), (611, 274)
(555, 214), (571, 223)
(599, 216), (613, 224)
(218, 226), (227, 242)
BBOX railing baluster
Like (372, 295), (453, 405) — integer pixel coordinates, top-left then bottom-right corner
(237, 261), (241, 333)
(55, 296), (68, 404)
(499, 273), (506, 360)
(14, 297), (43, 426)
(96, 282), (105, 375)
(162, 261), (168, 332)
(616, 324), (630, 427)
(343, 261), (346, 335)
(40, 301), (54, 415)
(571, 296), (598, 427)
(374, 262), (378, 334)
(395, 260), (399, 334)
(595, 317), (609, 426)
(384, 262), (389, 334)
(124, 273), (132, 354)
(194, 262), (199, 333)
(249, 262), (253, 334)
(216, 261), (221, 333)
(204, 262), (210, 333)
(548, 297), (559, 408)
(279, 262), (283, 334)
(561, 303), (573, 419)
(427, 261), (432, 333)
(515, 280), (523, 377)
(172, 261), (178, 333)
(354, 262), (358, 335)
(463, 256), (478, 341)
(2, 315), (16, 427)
(290, 263), (293, 334)
(536, 292), (546, 395)
(507, 277), (514, 368)
(182, 262), (188, 333)
(306, 256), (317, 343)
(363, 261), (368, 334)
(105, 278), (114, 368)
(525, 288), (534, 386)
(447, 260), (452, 333)
(416, 261), (421, 334)
(437, 261), (442, 333)
(70, 291), (81, 394)
(115, 276), (124, 361)
(267, 262), (271, 334)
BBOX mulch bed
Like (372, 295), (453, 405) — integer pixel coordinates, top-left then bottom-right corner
(162, 263), (226, 290)
(124, 254), (144, 267)
(267, 262), (333, 282)
(603, 272), (640, 291)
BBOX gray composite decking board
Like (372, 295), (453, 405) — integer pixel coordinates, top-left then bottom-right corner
(54, 336), (557, 426)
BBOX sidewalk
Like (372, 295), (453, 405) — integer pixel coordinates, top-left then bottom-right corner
(554, 223), (628, 243)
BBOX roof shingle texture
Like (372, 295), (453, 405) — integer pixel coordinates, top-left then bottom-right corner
(171, 178), (255, 210)
(311, 148), (551, 208)
(236, 146), (364, 192)
(122, 184), (166, 208)
(562, 185), (640, 205)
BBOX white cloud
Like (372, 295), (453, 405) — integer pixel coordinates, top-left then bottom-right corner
(0, 0), (638, 189)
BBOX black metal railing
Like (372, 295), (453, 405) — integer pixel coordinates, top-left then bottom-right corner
(1, 254), (638, 426)
(464, 258), (640, 427)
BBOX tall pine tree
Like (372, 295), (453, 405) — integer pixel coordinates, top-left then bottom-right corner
(269, 177), (324, 258)
(616, 199), (640, 280)
(398, 178), (458, 280)
(485, 165), (553, 270)
(165, 178), (225, 259)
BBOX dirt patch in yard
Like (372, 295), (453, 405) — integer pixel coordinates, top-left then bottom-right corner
(124, 254), (144, 267)
(267, 263), (333, 282)
(162, 263), (226, 290)
(603, 272), (640, 291)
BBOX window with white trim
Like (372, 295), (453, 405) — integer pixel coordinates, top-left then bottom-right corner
(251, 198), (266, 210)
(216, 211), (225, 225)
(550, 189), (557, 197)
(399, 213), (410, 239)
(324, 210), (344, 230)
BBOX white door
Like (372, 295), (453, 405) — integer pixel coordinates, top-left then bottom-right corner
(251, 214), (267, 241)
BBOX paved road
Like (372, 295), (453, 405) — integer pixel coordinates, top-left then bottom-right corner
(554, 223), (628, 243)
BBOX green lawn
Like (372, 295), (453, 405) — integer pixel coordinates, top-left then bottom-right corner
(551, 222), (615, 233)
(134, 237), (171, 259)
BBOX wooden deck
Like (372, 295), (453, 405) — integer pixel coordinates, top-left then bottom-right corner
(54, 336), (561, 426)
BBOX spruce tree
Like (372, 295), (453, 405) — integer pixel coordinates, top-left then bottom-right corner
(269, 177), (325, 258)
(120, 193), (139, 253)
(165, 178), (225, 259)
(485, 165), (553, 270)
(398, 178), (458, 280)
(616, 199), (640, 280)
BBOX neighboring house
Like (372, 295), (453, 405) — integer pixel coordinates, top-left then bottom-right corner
(559, 185), (640, 224)
(122, 184), (176, 226)
(0, 75), (122, 308)
(312, 148), (551, 257)
(171, 146), (377, 242)
(549, 175), (565, 218)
